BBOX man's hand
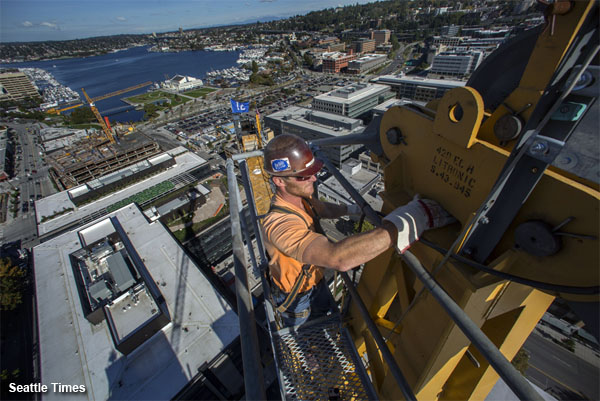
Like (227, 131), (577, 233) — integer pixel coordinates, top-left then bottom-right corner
(383, 197), (456, 253)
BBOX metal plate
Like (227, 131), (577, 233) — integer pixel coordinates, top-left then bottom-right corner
(273, 321), (376, 400)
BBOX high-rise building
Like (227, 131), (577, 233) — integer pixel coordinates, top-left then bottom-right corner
(264, 106), (365, 166)
(353, 39), (376, 54)
(0, 71), (41, 102)
(312, 83), (394, 119)
(372, 29), (391, 45)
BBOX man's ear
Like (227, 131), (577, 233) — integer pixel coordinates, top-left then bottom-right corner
(272, 176), (286, 189)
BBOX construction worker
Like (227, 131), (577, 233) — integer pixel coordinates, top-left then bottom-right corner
(262, 133), (455, 327)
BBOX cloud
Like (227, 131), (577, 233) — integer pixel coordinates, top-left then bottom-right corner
(22, 21), (34, 27)
(260, 0), (276, 2)
(116, 16), (127, 21)
(40, 22), (59, 30)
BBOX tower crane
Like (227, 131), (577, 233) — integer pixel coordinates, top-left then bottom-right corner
(81, 87), (115, 144)
(47, 81), (152, 115)
(227, 1), (600, 400)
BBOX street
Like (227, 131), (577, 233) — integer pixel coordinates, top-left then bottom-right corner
(524, 331), (599, 400)
(1, 122), (56, 248)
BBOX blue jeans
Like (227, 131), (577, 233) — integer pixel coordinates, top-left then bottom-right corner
(273, 279), (333, 328)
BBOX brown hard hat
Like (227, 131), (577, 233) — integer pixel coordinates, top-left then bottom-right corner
(263, 134), (323, 177)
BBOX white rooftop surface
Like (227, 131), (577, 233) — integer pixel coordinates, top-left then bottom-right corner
(376, 74), (467, 87)
(33, 204), (239, 400)
(353, 54), (387, 63)
(35, 151), (207, 236)
(314, 83), (390, 105)
(107, 290), (160, 342)
(268, 106), (364, 137)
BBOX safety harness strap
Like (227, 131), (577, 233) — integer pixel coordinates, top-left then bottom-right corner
(268, 201), (322, 313)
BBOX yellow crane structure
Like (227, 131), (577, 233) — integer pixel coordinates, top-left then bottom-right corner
(81, 87), (115, 144)
(47, 81), (152, 115)
(227, 1), (599, 400)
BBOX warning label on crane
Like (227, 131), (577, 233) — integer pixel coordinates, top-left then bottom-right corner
(430, 146), (476, 198)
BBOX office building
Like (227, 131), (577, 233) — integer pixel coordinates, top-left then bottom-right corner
(0, 71), (41, 102)
(372, 30), (391, 45)
(33, 203), (240, 400)
(264, 106), (365, 166)
(353, 39), (376, 54)
(312, 83), (394, 119)
(347, 54), (387, 74)
(374, 74), (465, 102)
(322, 52), (357, 73)
(430, 50), (483, 77)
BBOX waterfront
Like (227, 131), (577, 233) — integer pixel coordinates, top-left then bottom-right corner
(1, 46), (241, 122)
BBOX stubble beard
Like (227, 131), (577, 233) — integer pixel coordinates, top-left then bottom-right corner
(286, 181), (314, 200)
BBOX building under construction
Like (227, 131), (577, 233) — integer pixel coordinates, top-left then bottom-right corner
(44, 128), (161, 190)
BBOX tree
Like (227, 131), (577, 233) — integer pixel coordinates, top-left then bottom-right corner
(303, 52), (314, 67)
(0, 258), (26, 311)
(251, 60), (259, 74)
(511, 349), (529, 375)
(354, 219), (374, 233)
(69, 106), (96, 124)
(143, 103), (159, 120)
(391, 34), (400, 51)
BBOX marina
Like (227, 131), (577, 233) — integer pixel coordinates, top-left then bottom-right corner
(19, 67), (80, 110)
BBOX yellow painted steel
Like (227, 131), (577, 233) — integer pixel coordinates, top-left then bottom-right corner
(82, 88), (115, 144)
(47, 81), (152, 115)
(348, 2), (599, 399)
(241, 134), (273, 216)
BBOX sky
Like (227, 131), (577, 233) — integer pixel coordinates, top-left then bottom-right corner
(1, 0), (376, 43)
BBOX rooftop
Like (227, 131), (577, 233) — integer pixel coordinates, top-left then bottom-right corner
(36, 149), (207, 237)
(314, 83), (391, 104)
(375, 74), (466, 88)
(267, 106), (364, 137)
(33, 203), (238, 400)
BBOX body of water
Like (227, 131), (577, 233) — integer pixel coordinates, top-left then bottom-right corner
(2, 46), (240, 122)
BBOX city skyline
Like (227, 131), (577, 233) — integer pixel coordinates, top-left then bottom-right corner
(1, 0), (376, 43)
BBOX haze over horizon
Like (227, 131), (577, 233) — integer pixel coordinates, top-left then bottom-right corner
(1, 0), (377, 43)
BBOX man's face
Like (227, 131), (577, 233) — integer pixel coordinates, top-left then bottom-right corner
(278, 174), (317, 199)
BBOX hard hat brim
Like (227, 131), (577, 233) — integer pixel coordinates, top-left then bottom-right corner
(299, 157), (324, 177)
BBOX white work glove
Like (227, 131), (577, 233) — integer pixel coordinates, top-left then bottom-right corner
(383, 196), (456, 253)
(346, 203), (362, 216)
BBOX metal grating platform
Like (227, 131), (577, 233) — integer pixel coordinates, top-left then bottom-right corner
(273, 320), (377, 400)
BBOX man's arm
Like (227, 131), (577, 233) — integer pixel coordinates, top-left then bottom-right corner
(302, 197), (456, 272)
(310, 198), (352, 219)
(302, 223), (397, 272)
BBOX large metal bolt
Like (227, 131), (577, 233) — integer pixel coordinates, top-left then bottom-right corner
(479, 216), (490, 225)
(529, 141), (549, 155)
(386, 128), (406, 145)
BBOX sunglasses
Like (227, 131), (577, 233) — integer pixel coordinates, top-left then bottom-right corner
(286, 175), (314, 181)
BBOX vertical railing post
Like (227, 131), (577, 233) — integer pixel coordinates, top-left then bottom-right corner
(226, 158), (266, 400)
